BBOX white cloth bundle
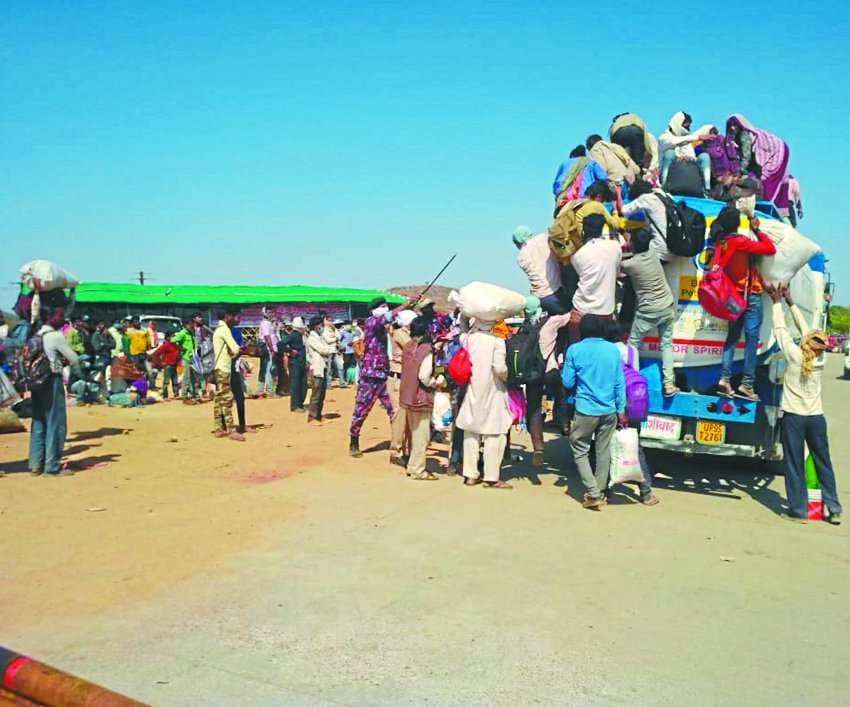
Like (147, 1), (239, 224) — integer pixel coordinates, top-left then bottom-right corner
(756, 220), (820, 286)
(19, 260), (79, 292)
(448, 281), (525, 321)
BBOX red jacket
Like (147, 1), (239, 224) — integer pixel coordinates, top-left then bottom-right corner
(719, 229), (776, 295)
(153, 340), (180, 367)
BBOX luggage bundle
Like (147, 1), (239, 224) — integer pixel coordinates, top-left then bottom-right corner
(756, 218), (820, 286)
(448, 282), (525, 322)
(19, 260), (79, 322)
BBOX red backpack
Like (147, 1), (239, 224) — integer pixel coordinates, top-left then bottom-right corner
(447, 346), (472, 386)
(698, 242), (746, 322)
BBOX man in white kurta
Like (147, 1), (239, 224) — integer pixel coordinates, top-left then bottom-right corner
(456, 320), (513, 487)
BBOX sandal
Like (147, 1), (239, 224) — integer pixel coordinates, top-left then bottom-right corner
(663, 385), (680, 397)
(229, 432), (246, 442)
(413, 472), (439, 481)
(464, 478), (482, 487)
(483, 480), (513, 490)
(641, 495), (660, 507)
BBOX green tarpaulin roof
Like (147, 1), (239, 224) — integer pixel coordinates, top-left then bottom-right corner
(74, 282), (404, 305)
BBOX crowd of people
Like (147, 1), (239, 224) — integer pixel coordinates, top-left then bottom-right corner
(0, 109), (840, 524)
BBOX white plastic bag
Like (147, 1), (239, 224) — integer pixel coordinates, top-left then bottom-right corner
(448, 281), (525, 321)
(609, 427), (643, 485)
(756, 220), (820, 286)
(19, 260), (79, 292)
(431, 391), (452, 431)
(0, 369), (21, 409)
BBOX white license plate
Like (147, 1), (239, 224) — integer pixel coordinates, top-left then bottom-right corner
(641, 414), (682, 441)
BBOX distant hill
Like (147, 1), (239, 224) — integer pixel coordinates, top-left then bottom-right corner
(388, 284), (456, 313)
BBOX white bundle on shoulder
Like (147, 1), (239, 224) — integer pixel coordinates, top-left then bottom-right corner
(448, 281), (525, 321)
(756, 220), (820, 286)
(19, 260), (79, 292)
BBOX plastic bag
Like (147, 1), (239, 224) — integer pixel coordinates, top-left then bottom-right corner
(448, 282), (525, 321)
(0, 369), (21, 408)
(609, 428), (643, 485)
(431, 391), (452, 431)
(19, 260), (79, 292)
(757, 220), (820, 286)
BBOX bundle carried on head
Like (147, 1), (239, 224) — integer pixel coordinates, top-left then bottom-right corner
(448, 282), (525, 322)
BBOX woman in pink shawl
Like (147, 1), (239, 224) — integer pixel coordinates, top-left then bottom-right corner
(726, 114), (790, 206)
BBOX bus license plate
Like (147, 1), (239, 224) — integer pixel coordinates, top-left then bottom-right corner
(696, 420), (726, 445)
(641, 415), (682, 441)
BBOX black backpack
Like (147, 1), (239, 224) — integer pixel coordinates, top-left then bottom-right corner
(506, 323), (545, 386)
(649, 192), (707, 257)
(663, 158), (703, 197)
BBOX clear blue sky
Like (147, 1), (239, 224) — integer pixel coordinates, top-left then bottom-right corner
(3, 1), (849, 306)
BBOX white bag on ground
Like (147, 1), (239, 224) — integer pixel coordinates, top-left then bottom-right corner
(609, 427), (644, 485)
(19, 260), (79, 292)
(431, 391), (452, 431)
(756, 220), (820, 286)
(0, 369), (21, 409)
(448, 281), (525, 321)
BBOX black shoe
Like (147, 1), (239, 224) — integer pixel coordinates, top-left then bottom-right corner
(389, 455), (407, 469)
(349, 435), (363, 458)
(826, 510), (842, 526)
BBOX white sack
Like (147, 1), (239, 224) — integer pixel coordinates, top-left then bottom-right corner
(609, 427), (644, 485)
(448, 281), (525, 321)
(431, 391), (452, 432)
(19, 260), (79, 292)
(756, 220), (820, 287)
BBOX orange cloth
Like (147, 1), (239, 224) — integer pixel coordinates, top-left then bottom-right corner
(492, 320), (511, 340)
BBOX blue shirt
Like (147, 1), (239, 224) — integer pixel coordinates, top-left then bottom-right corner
(552, 158), (608, 197)
(561, 337), (625, 416)
(340, 329), (353, 354)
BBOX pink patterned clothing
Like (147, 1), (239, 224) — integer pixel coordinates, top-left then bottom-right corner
(359, 313), (391, 380)
(726, 114), (790, 204)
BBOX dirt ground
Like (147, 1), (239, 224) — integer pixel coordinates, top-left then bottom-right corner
(1, 357), (849, 706)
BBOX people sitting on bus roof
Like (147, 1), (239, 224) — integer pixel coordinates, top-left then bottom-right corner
(709, 207), (776, 401)
(700, 126), (741, 181)
(551, 145), (608, 212)
(658, 111), (713, 197)
(586, 134), (640, 202)
(725, 114), (790, 206)
(608, 112), (659, 182)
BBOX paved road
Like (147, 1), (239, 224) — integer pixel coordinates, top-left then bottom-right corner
(3, 356), (849, 705)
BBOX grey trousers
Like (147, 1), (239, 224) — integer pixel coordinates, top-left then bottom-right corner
(570, 412), (617, 498)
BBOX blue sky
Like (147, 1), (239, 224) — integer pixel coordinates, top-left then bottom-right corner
(3, 1), (849, 306)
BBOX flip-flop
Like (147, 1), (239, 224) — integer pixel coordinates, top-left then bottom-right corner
(483, 481), (513, 490)
(463, 478), (482, 487)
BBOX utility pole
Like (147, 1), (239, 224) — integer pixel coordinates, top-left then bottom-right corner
(138, 271), (146, 286)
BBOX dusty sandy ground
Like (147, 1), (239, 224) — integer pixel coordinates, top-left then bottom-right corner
(1, 357), (849, 705)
